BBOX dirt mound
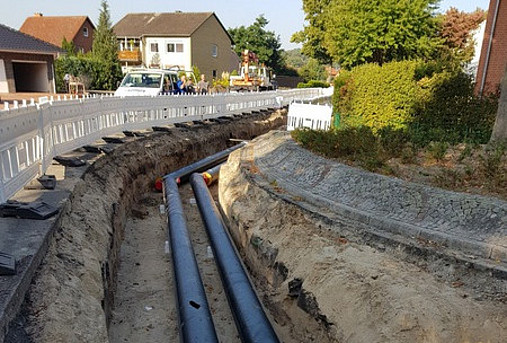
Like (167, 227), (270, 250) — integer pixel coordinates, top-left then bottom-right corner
(219, 138), (507, 343)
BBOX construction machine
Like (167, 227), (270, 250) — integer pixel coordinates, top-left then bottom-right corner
(229, 50), (276, 91)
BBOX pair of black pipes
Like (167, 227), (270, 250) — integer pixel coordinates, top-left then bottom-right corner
(163, 142), (279, 343)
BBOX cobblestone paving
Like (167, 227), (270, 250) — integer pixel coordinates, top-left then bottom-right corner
(250, 131), (507, 265)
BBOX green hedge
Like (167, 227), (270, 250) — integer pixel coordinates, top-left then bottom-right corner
(411, 70), (498, 145)
(332, 60), (498, 145)
(290, 127), (385, 171)
(55, 55), (122, 92)
(333, 61), (419, 131)
(297, 80), (330, 88)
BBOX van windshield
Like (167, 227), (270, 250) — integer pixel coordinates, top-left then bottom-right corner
(120, 73), (162, 88)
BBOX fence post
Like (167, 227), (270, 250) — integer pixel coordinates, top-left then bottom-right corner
(0, 170), (6, 203)
(37, 103), (53, 175)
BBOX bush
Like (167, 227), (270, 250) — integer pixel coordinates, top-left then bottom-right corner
(291, 126), (387, 171)
(480, 143), (506, 190)
(297, 80), (330, 88)
(377, 126), (411, 158)
(425, 141), (449, 161)
(55, 55), (122, 91)
(212, 75), (229, 90)
(332, 70), (353, 121)
(333, 60), (498, 145)
(192, 65), (201, 80)
(336, 61), (419, 131)
(411, 70), (498, 145)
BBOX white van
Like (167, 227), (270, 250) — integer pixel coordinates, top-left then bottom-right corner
(114, 69), (181, 97)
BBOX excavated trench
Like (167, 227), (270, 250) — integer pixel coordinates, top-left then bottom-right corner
(5, 109), (288, 342)
(5, 107), (506, 343)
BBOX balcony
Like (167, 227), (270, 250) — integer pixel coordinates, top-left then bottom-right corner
(118, 50), (142, 62)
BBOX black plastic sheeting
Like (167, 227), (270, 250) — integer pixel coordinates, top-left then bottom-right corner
(190, 173), (280, 343)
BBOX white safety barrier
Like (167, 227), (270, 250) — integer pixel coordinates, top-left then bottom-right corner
(286, 102), (332, 131)
(0, 88), (329, 203)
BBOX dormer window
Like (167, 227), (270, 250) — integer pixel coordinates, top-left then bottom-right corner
(83, 27), (88, 37)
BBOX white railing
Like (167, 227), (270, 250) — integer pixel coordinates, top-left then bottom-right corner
(0, 88), (329, 203)
(287, 103), (332, 131)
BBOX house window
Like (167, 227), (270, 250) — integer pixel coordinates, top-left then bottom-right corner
(83, 27), (88, 37)
(167, 43), (183, 53)
(211, 44), (218, 58)
(212, 70), (217, 78)
(150, 43), (159, 53)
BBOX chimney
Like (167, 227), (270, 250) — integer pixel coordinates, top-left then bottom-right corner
(34, 12), (43, 17)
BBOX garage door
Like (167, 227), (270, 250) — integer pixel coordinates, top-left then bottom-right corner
(12, 61), (49, 92)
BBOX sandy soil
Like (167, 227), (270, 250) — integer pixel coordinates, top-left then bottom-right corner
(7, 107), (505, 343)
(108, 193), (176, 342)
(108, 185), (241, 342)
(219, 144), (507, 343)
(4, 110), (286, 343)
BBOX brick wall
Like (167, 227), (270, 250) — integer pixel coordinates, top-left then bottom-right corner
(72, 19), (94, 53)
(475, 0), (507, 95)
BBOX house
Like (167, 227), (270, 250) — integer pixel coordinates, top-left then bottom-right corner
(469, 21), (486, 78)
(475, 0), (507, 95)
(113, 12), (239, 79)
(0, 23), (62, 93)
(20, 13), (95, 53)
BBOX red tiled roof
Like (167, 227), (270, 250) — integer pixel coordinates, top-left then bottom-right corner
(20, 16), (94, 47)
(0, 23), (62, 54)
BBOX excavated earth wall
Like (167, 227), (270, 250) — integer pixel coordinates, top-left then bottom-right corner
(219, 131), (507, 343)
(4, 110), (285, 343)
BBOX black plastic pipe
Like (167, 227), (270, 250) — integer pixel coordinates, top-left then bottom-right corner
(164, 176), (219, 343)
(190, 173), (280, 343)
(162, 142), (247, 343)
(201, 163), (223, 186)
(167, 141), (247, 184)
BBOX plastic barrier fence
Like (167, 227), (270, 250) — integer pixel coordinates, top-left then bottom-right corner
(0, 89), (329, 203)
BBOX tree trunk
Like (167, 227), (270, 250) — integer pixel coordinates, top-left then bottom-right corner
(490, 70), (507, 143)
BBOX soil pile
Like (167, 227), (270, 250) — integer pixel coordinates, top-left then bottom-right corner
(219, 136), (507, 343)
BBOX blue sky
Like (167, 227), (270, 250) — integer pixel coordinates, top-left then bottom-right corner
(0, 0), (491, 50)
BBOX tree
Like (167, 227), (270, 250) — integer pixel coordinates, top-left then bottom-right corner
(438, 7), (486, 65)
(92, 0), (122, 89)
(283, 48), (309, 70)
(92, 0), (117, 61)
(228, 15), (285, 72)
(291, 0), (333, 64)
(295, 0), (442, 68)
(299, 58), (327, 82)
(491, 70), (507, 143)
(61, 37), (77, 56)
